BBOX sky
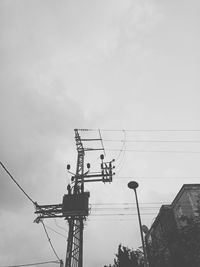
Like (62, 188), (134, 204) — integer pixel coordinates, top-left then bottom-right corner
(1, 0), (200, 266)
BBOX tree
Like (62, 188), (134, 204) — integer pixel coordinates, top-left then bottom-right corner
(104, 244), (144, 267)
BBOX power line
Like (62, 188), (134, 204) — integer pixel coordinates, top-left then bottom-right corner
(45, 224), (67, 239)
(0, 261), (61, 267)
(115, 130), (126, 162)
(103, 139), (200, 143)
(0, 162), (63, 265)
(98, 129), (106, 157)
(0, 161), (35, 205)
(91, 202), (169, 205)
(107, 149), (200, 154)
(90, 215), (158, 217)
(88, 218), (149, 222)
(54, 219), (67, 233)
(88, 218), (156, 222)
(92, 207), (160, 210)
(78, 128), (200, 132)
(115, 130), (127, 175)
(41, 221), (62, 262)
(115, 176), (200, 179)
(103, 129), (200, 132)
(91, 204), (194, 208)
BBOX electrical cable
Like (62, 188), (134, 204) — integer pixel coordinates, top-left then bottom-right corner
(90, 212), (158, 217)
(98, 129), (106, 157)
(88, 218), (147, 221)
(107, 149), (200, 153)
(91, 202), (169, 205)
(103, 139), (200, 143)
(0, 260), (60, 267)
(91, 204), (193, 208)
(54, 219), (67, 233)
(91, 207), (160, 210)
(41, 221), (62, 262)
(114, 130), (127, 175)
(44, 224), (67, 239)
(78, 128), (200, 132)
(114, 130), (126, 162)
(115, 176), (200, 179)
(0, 161), (35, 205)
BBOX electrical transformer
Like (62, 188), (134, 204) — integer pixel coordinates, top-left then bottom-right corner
(62, 192), (90, 216)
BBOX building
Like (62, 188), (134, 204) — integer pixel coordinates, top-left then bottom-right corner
(171, 184), (200, 228)
(145, 205), (176, 267)
(145, 184), (200, 267)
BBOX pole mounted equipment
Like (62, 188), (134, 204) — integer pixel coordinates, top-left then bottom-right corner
(34, 129), (115, 267)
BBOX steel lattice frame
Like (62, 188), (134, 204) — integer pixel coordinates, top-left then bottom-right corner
(65, 129), (85, 267)
(34, 129), (114, 267)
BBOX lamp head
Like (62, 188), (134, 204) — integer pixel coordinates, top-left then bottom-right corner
(128, 181), (139, 190)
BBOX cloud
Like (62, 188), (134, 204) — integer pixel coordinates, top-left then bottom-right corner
(0, 67), (86, 210)
(2, 1), (199, 266)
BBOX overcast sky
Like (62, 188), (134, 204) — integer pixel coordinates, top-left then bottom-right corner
(1, 0), (200, 266)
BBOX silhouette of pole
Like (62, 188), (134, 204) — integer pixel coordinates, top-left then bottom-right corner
(128, 181), (148, 267)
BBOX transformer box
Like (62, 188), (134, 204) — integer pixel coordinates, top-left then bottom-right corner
(62, 192), (90, 216)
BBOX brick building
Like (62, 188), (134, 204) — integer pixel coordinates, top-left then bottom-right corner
(145, 184), (200, 267)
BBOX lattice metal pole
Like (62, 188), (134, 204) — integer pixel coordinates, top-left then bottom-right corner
(65, 130), (85, 267)
(34, 129), (115, 267)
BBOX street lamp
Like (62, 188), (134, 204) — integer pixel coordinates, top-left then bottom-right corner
(128, 181), (148, 267)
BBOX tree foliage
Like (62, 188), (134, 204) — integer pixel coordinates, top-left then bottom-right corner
(104, 244), (144, 267)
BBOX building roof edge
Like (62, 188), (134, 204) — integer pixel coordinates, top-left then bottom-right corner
(171, 184), (200, 208)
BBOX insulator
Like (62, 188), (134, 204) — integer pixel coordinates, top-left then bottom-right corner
(67, 164), (71, 170)
(87, 163), (91, 169)
(100, 154), (104, 160)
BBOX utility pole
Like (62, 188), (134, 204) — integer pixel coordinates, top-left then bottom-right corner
(34, 129), (115, 267)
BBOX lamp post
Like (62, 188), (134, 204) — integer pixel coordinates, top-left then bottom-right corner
(128, 181), (148, 267)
